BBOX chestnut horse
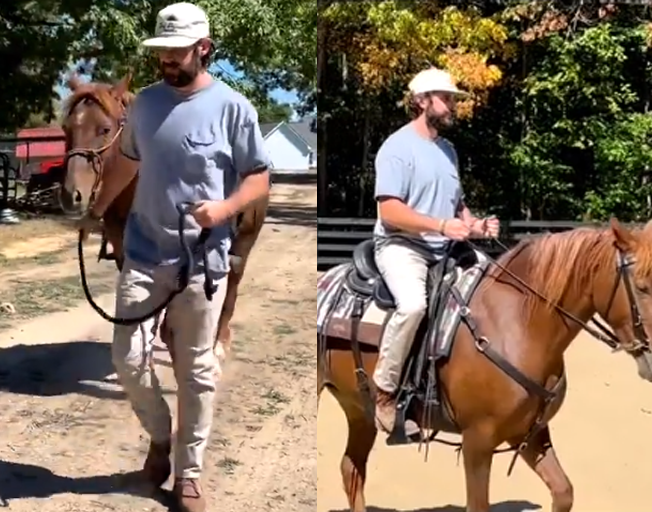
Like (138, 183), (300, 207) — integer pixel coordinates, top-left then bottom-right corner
(317, 219), (652, 512)
(58, 74), (268, 361)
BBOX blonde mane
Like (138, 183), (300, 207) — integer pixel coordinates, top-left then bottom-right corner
(517, 224), (652, 318)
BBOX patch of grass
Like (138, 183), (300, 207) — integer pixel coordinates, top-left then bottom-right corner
(252, 403), (281, 416)
(269, 298), (301, 306)
(0, 246), (73, 269)
(262, 388), (290, 405)
(251, 388), (291, 417)
(0, 271), (114, 325)
(272, 323), (296, 336)
(216, 456), (241, 475)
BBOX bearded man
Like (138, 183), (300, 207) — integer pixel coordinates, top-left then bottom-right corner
(372, 68), (500, 434)
(77, 3), (271, 511)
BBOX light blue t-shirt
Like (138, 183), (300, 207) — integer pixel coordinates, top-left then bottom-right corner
(373, 123), (464, 251)
(119, 79), (271, 275)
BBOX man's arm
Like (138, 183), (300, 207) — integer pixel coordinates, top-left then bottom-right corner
(90, 104), (140, 217)
(223, 103), (272, 216)
(376, 153), (443, 234)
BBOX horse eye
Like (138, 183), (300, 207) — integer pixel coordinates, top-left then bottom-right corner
(99, 126), (111, 136)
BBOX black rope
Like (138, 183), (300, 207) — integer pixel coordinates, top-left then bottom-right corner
(78, 202), (212, 325)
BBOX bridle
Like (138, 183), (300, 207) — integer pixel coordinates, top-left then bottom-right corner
(474, 239), (651, 356)
(63, 97), (126, 203)
(604, 252), (651, 354)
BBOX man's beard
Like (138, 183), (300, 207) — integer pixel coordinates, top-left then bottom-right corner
(425, 106), (454, 132)
(159, 51), (201, 88)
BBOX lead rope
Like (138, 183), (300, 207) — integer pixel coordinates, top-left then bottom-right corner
(78, 203), (211, 325)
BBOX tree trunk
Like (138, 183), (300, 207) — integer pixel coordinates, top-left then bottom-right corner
(317, 8), (328, 215)
(357, 107), (371, 217)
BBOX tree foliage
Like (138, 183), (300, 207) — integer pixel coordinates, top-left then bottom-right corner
(322, 1), (508, 118)
(321, 0), (652, 222)
(0, 0), (315, 132)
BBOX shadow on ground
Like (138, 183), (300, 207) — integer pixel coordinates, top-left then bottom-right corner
(329, 502), (540, 512)
(266, 202), (316, 227)
(0, 460), (177, 510)
(0, 340), (124, 400)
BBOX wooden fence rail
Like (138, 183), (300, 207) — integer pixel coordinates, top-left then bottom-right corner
(317, 217), (637, 269)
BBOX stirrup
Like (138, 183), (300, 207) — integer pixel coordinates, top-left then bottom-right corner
(386, 392), (420, 445)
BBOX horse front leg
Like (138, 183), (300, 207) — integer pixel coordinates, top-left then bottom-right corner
(462, 426), (495, 512)
(216, 197), (268, 358)
(512, 426), (573, 512)
(215, 268), (240, 360)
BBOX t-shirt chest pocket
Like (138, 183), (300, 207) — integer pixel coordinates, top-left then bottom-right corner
(183, 129), (232, 179)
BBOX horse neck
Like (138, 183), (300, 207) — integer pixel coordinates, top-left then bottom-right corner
(510, 243), (599, 366)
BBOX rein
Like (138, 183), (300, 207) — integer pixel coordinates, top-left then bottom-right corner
(469, 237), (646, 354)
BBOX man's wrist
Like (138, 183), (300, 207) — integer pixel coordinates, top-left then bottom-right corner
(432, 218), (447, 234)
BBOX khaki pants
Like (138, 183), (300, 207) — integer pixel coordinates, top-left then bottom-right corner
(111, 258), (227, 479)
(373, 240), (430, 394)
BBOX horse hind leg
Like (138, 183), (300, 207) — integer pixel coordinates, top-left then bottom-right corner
(511, 426), (573, 512)
(329, 387), (377, 512)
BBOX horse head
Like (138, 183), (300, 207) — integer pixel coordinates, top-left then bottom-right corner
(58, 72), (132, 214)
(521, 218), (652, 381)
(598, 218), (652, 380)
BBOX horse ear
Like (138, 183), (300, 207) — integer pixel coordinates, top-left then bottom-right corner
(111, 72), (132, 98)
(67, 73), (82, 91)
(611, 217), (637, 252)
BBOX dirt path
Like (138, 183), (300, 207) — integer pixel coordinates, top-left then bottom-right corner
(0, 183), (316, 511)
(317, 330), (652, 512)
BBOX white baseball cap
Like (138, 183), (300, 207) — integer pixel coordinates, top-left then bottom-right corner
(408, 68), (468, 96)
(142, 2), (210, 48)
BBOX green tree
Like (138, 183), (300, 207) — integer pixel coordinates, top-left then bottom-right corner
(0, 0), (315, 133)
(257, 101), (293, 124)
(320, 0), (652, 222)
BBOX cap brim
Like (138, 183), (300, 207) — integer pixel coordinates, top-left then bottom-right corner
(141, 36), (201, 48)
(411, 86), (470, 96)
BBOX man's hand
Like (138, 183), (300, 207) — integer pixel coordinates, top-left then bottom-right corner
(77, 211), (103, 241)
(471, 216), (500, 238)
(190, 200), (234, 228)
(483, 216), (500, 238)
(442, 218), (471, 241)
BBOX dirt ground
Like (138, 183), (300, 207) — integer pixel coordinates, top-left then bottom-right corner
(318, 330), (652, 511)
(0, 182), (317, 511)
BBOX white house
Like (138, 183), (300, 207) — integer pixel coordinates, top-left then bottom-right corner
(260, 118), (317, 173)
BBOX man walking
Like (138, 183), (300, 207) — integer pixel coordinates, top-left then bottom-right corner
(78, 3), (271, 511)
(372, 68), (500, 433)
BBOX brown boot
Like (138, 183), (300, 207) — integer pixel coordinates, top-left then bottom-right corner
(173, 478), (206, 512)
(375, 389), (421, 437)
(375, 388), (397, 433)
(142, 440), (171, 488)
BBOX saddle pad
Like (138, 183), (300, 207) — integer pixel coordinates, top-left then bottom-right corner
(432, 249), (490, 359)
(317, 263), (390, 345)
(317, 263), (350, 331)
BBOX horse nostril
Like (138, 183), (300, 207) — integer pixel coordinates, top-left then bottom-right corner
(74, 190), (82, 203)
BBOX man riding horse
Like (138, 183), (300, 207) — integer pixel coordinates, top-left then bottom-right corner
(372, 67), (500, 433)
